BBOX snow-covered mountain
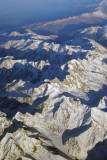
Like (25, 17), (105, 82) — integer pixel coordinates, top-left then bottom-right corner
(23, 0), (107, 44)
(68, 25), (107, 47)
(80, 25), (107, 40)
(0, 28), (107, 160)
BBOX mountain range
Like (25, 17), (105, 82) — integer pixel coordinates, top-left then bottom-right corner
(0, 24), (107, 159)
(0, 0), (107, 159)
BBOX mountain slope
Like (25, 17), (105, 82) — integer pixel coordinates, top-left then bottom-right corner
(0, 29), (107, 160)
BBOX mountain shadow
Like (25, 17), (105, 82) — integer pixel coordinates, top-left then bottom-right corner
(86, 139), (107, 160)
(59, 84), (107, 108)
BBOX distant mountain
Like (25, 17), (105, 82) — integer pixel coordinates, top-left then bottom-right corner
(24, 10), (107, 37)
(65, 25), (107, 47)
(80, 25), (107, 40)
(0, 28), (107, 160)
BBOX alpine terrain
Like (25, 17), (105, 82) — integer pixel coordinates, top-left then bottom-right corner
(0, 25), (107, 160)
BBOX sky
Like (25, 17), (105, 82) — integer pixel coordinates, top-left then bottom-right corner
(0, 0), (101, 16)
(0, 0), (104, 30)
(0, 0), (78, 29)
(0, 0), (73, 16)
